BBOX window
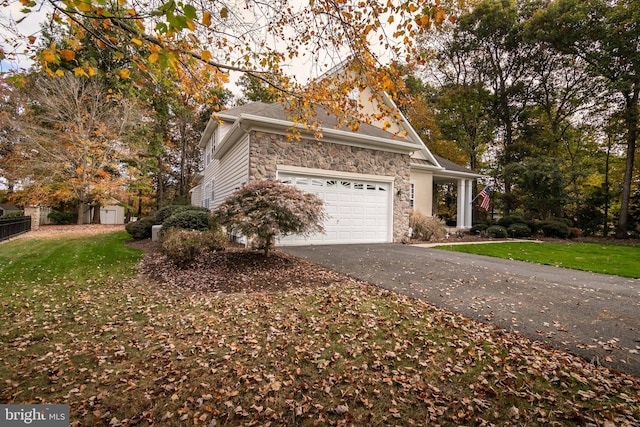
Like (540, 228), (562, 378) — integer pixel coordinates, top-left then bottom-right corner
(210, 180), (215, 201)
(203, 182), (211, 209)
(409, 183), (415, 208)
(366, 183), (376, 191)
(211, 131), (217, 152)
(348, 87), (359, 106)
(340, 181), (351, 189)
(354, 183), (364, 190)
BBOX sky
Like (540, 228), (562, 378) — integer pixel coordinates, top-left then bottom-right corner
(0, 0), (51, 73)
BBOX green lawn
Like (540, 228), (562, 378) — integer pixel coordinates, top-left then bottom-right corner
(435, 241), (640, 278)
(1, 232), (638, 426)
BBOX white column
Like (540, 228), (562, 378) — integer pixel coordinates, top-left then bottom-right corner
(456, 179), (465, 229)
(465, 179), (473, 228)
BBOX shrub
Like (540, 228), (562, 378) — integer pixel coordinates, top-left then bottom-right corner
(48, 210), (77, 225)
(1, 211), (24, 219)
(569, 227), (583, 238)
(470, 222), (489, 235)
(162, 210), (210, 232)
(486, 225), (508, 238)
(155, 205), (210, 225)
(409, 211), (447, 241)
(125, 217), (155, 239)
(213, 179), (325, 257)
(497, 215), (524, 228)
(507, 223), (532, 238)
(161, 229), (227, 267)
(540, 221), (570, 238)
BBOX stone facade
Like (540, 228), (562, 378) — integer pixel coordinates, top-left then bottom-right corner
(248, 131), (412, 242)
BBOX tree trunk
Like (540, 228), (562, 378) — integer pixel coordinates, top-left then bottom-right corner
(77, 201), (85, 225)
(616, 91), (639, 239)
(156, 154), (164, 210)
(92, 203), (101, 224)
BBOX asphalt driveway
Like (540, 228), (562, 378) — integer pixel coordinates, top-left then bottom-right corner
(282, 243), (640, 377)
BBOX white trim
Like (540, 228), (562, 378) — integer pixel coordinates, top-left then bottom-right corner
(411, 161), (481, 179)
(276, 165), (395, 183)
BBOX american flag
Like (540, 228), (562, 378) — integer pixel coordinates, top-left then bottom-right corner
(479, 186), (490, 211)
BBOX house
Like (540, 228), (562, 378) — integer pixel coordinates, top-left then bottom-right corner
(0, 203), (22, 217)
(191, 78), (481, 245)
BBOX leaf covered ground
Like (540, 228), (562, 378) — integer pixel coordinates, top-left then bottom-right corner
(1, 233), (639, 426)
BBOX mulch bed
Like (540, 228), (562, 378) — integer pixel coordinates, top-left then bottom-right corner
(131, 239), (354, 294)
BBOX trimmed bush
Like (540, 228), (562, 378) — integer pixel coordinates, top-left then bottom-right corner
(486, 225), (508, 238)
(155, 205), (210, 225)
(541, 221), (570, 238)
(507, 223), (532, 238)
(470, 222), (489, 235)
(154, 205), (182, 224)
(125, 217), (155, 239)
(497, 215), (524, 228)
(410, 211), (447, 241)
(162, 210), (210, 232)
(48, 210), (77, 225)
(161, 229), (227, 267)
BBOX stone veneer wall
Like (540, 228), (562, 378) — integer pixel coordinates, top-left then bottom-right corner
(248, 131), (411, 242)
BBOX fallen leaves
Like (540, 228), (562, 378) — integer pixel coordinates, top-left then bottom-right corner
(0, 240), (638, 426)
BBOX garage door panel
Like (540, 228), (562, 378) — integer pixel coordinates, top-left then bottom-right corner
(278, 173), (391, 245)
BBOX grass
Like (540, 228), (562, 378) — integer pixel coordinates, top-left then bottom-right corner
(1, 232), (639, 426)
(435, 241), (640, 278)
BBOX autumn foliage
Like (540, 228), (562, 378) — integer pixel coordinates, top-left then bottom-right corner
(214, 180), (326, 257)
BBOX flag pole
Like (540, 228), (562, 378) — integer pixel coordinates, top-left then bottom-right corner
(470, 185), (489, 204)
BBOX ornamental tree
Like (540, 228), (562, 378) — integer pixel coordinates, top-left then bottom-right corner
(214, 179), (326, 257)
(1, 0), (465, 130)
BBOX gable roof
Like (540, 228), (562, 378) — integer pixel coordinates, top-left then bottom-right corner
(218, 102), (401, 141)
(207, 101), (426, 159)
(0, 204), (20, 211)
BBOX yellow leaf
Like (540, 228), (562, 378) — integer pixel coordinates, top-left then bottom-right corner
(202, 11), (211, 26)
(131, 38), (143, 46)
(220, 7), (229, 19)
(149, 52), (159, 63)
(28, 35), (36, 44)
(73, 67), (88, 77)
(201, 50), (212, 61)
(59, 49), (75, 61)
(87, 67), (95, 76)
(77, 2), (92, 12)
(387, 15), (394, 24)
(42, 49), (56, 63)
(119, 68), (130, 79)
(186, 20), (195, 31)
(55, 69), (65, 77)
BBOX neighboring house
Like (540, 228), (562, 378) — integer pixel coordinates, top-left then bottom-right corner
(192, 77), (481, 246)
(0, 204), (22, 217)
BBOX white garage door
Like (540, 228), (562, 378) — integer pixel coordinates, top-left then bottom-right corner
(278, 173), (392, 245)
